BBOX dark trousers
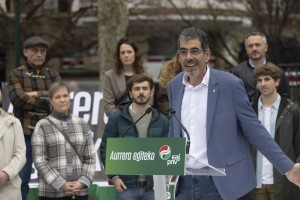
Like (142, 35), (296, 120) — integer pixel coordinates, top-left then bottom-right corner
(20, 137), (33, 200)
(175, 175), (222, 200)
(175, 175), (257, 200)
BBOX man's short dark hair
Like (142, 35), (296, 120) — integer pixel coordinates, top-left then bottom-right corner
(178, 27), (209, 50)
(254, 62), (281, 81)
(127, 74), (154, 91)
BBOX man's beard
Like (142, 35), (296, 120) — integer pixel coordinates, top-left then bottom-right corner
(250, 52), (263, 60)
(132, 95), (151, 105)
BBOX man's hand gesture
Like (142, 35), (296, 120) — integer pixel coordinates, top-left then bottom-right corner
(286, 163), (300, 186)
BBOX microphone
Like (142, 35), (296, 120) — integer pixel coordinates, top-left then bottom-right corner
(121, 107), (153, 137)
(168, 108), (191, 154)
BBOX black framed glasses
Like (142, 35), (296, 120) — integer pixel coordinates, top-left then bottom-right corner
(178, 48), (205, 57)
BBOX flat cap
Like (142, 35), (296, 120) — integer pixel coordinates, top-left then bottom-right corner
(23, 36), (49, 49)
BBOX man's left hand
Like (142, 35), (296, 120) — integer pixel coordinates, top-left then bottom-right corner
(286, 163), (300, 186)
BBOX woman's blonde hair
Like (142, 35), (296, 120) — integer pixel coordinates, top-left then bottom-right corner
(159, 53), (182, 89)
(48, 81), (70, 99)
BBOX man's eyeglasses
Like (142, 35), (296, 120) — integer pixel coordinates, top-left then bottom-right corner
(178, 48), (205, 57)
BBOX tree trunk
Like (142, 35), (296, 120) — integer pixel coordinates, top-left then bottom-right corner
(98, 0), (128, 81)
(96, 0), (129, 138)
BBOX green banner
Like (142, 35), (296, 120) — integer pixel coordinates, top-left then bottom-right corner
(105, 138), (186, 175)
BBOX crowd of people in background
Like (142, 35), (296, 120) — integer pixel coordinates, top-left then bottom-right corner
(1, 28), (300, 200)
(2, 36), (95, 200)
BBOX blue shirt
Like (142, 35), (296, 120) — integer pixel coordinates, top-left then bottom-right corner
(256, 94), (281, 187)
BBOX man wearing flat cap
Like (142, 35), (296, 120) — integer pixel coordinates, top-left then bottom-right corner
(8, 36), (61, 200)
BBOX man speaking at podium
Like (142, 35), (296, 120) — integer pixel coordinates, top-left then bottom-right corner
(167, 27), (300, 200)
(100, 74), (169, 200)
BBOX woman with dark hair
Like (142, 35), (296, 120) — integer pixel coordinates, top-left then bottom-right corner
(103, 37), (146, 117)
(32, 81), (95, 200)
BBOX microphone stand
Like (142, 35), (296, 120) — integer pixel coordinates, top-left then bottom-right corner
(168, 109), (191, 154)
(121, 107), (152, 137)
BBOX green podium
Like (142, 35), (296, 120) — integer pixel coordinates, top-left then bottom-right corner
(105, 138), (186, 176)
(105, 137), (226, 200)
